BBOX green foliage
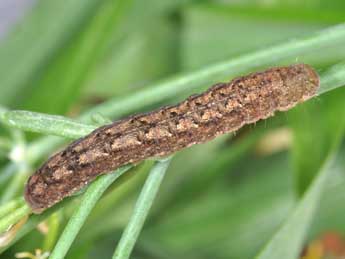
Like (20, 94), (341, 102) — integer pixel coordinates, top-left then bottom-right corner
(50, 165), (132, 259)
(113, 158), (171, 259)
(0, 1), (344, 259)
(256, 152), (341, 259)
(289, 87), (345, 194)
(0, 0), (102, 107)
(0, 111), (95, 139)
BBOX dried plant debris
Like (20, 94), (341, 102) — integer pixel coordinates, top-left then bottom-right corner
(25, 64), (320, 213)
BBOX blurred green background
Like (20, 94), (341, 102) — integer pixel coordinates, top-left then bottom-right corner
(0, 0), (345, 258)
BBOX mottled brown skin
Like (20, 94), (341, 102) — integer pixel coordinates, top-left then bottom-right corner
(25, 64), (319, 213)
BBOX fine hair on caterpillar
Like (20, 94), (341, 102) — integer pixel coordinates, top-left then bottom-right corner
(25, 63), (320, 213)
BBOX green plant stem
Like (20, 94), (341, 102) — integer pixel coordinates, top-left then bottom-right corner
(43, 212), (60, 252)
(0, 111), (96, 139)
(112, 158), (172, 259)
(319, 61), (345, 94)
(0, 204), (31, 233)
(49, 165), (131, 259)
(0, 197), (74, 253)
(0, 198), (26, 218)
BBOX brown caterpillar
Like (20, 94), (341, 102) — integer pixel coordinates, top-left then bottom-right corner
(25, 64), (319, 213)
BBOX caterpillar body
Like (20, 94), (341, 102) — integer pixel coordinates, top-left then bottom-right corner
(25, 64), (319, 213)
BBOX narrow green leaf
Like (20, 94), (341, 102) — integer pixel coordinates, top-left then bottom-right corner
(20, 0), (133, 115)
(0, 198), (25, 218)
(49, 165), (131, 259)
(0, 111), (96, 139)
(43, 213), (60, 251)
(0, 203), (31, 234)
(142, 153), (294, 258)
(318, 61), (345, 94)
(0, 197), (75, 254)
(113, 158), (172, 259)
(255, 155), (337, 259)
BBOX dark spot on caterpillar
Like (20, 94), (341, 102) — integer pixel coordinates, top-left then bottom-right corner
(169, 111), (178, 117)
(25, 64), (319, 213)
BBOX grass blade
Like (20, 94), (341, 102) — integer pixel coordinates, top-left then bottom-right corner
(49, 165), (132, 259)
(113, 158), (172, 259)
(0, 198), (25, 219)
(0, 197), (76, 254)
(0, 111), (96, 139)
(0, 203), (30, 233)
(21, 0), (133, 115)
(319, 61), (345, 94)
(255, 155), (337, 259)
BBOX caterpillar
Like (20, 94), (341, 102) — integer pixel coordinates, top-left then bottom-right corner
(25, 64), (320, 213)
